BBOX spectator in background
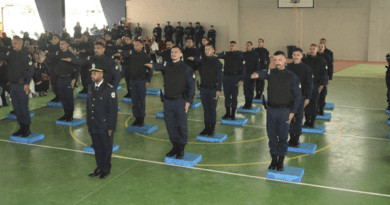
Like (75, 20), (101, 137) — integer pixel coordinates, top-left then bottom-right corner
(83, 27), (90, 37)
(61, 28), (71, 40)
(74, 22), (82, 39)
(134, 23), (143, 40)
(32, 52), (49, 96)
(150, 36), (158, 63)
(1, 33), (12, 48)
(48, 31), (55, 43)
(23, 32), (32, 45)
(158, 36), (167, 50)
(38, 33), (47, 50)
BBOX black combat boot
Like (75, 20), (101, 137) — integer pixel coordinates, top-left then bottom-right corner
(199, 123), (209, 136)
(12, 124), (23, 136)
(208, 123), (215, 137)
(277, 155), (285, 171)
(293, 134), (300, 148)
(131, 117), (140, 126)
(21, 124), (31, 138)
(138, 117), (145, 127)
(231, 108), (237, 120)
(58, 110), (68, 121)
(302, 115), (310, 128)
(268, 154), (278, 170)
(221, 107), (230, 119)
(309, 116), (316, 128)
(166, 142), (178, 157)
(176, 143), (186, 159)
(288, 133), (294, 147)
(66, 110), (74, 122)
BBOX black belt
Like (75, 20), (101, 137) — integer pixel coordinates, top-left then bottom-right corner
(267, 102), (292, 109)
(224, 72), (240, 77)
(164, 94), (185, 101)
(130, 76), (146, 81)
(200, 83), (217, 89)
(10, 78), (26, 84)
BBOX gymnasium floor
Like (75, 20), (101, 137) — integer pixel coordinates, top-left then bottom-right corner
(1, 62), (390, 204)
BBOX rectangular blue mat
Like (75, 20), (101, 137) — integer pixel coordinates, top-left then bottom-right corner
(126, 124), (158, 135)
(77, 93), (87, 98)
(287, 143), (317, 154)
(302, 125), (325, 134)
(386, 109), (390, 114)
(146, 88), (162, 95)
(267, 166), (305, 182)
(6, 112), (35, 120)
(324, 103), (334, 110)
(117, 86), (122, 91)
(122, 97), (132, 103)
(10, 133), (44, 144)
(196, 133), (227, 143)
(190, 101), (201, 108)
(316, 113), (332, 121)
(56, 118), (85, 126)
(388, 120), (390, 126)
(237, 106), (260, 114)
(253, 98), (267, 103)
(118, 106), (120, 110)
(196, 93), (201, 99)
(47, 102), (63, 108)
(83, 144), (119, 154)
(156, 111), (164, 118)
(165, 153), (202, 167)
(221, 118), (248, 126)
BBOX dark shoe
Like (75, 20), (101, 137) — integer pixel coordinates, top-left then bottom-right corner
(124, 92), (131, 98)
(12, 124), (23, 136)
(288, 133), (294, 147)
(131, 117), (140, 126)
(293, 134), (300, 148)
(88, 169), (102, 177)
(242, 98), (249, 109)
(138, 117), (145, 127)
(66, 110), (74, 122)
(318, 109), (325, 116)
(176, 144), (185, 159)
(79, 90), (87, 94)
(309, 116), (316, 128)
(207, 123), (215, 137)
(303, 115), (310, 128)
(58, 110), (68, 121)
(21, 124), (31, 138)
(277, 156), (285, 171)
(99, 171), (110, 179)
(231, 108), (237, 120)
(199, 123), (209, 136)
(50, 96), (60, 102)
(268, 154), (278, 170)
(221, 107), (231, 119)
(247, 99), (253, 109)
(10, 110), (15, 115)
(166, 142), (178, 157)
(254, 91), (263, 100)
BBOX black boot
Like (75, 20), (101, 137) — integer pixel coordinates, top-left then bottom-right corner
(199, 123), (209, 136)
(176, 143), (185, 159)
(138, 117), (145, 127)
(243, 98), (248, 109)
(166, 142), (178, 157)
(124, 87), (131, 98)
(131, 117), (140, 126)
(277, 155), (285, 171)
(231, 108), (237, 120)
(10, 110), (15, 115)
(318, 108), (325, 116)
(247, 98), (253, 109)
(12, 124), (23, 136)
(303, 115), (310, 128)
(268, 154), (278, 170)
(66, 110), (74, 122)
(21, 124), (31, 138)
(288, 133), (294, 147)
(208, 123), (215, 137)
(293, 134), (300, 148)
(221, 107), (230, 119)
(58, 110), (68, 121)
(50, 95), (60, 102)
(309, 116), (316, 128)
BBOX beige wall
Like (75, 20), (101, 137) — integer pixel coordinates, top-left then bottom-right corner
(127, 0), (390, 61)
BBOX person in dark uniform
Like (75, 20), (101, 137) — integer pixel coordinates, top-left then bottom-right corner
(0, 36), (35, 137)
(242, 41), (260, 109)
(194, 22), (205, 49)
(134, 23), (143, 40)
(251, 51), (301, 171)
(76, 34), (94, 94)
(188, 44), (223, 136)
(62, 42), (121, 90)
(286, 48), (313, 147)
(32, 52), (49, 96)
(215, 41), (246, 120)
(254, 38), (270, 99)
(74, 22), (82, 39)
(183, 39), (200, 74)
(317, 44), (333, 116)
(302, 44), (327, 128)
(145, 46), (195, 159)
(151, 40), (174, 63)
(111, 24), (120, 41)
(174, 22), (185, 48)
(199, 37), (209, 59)
(207, 25), (216, 50)
(61, 28), (70, 41)
(44, 34), (61, 102)
(153, 23), (162, 43)
(41, 39), (81, 121)
(184, 22), (195, 42)
(124, 26), (132, 39)
(118, 21), (125, 38)
(86, 66), (118, 179)
(117, 36), (135, 98)
(319, 38), (334, 63)
(104, 33), (115, 47)
(386, 54), (390, 113)
(164, 21), (174, 42)
(118, 40), (153, 127)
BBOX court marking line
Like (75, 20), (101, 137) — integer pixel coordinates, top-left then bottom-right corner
(1, 139), (390, 199)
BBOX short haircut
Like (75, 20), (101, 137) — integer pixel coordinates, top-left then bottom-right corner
(310, 44), (317, 47)
(171, 46), (183, 53)
(13, 35), (22, 42)
(205, 44), (215, 50)
(166, 40), (174, 44)
(273, 51), (285, 56)
(95, 42), (105, 47)
(202, 37), (208, 41)
(134, 39), (143, 43)
(293, 48), (303, 53)
(230, 41), (237, 44)
(246, 41), (253, 46)
(258, 38), (264, 43)
(100, 38), (106, 42)
(320, 38), (327, 42)
(105, 32), (112, 37)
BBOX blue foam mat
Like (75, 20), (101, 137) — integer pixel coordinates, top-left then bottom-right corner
(386, 109), (390, 114)
(83, 144), (119, 154)
(117, 86), (122, 91)
(196, 133), (227, 143)
(316, 113), (332, 120)
(302, 125), (325, 134)
(146, 88), (162, 95)
(324, 102), (335, 110)
(6, 112), (35, 120)
(118, 106), (120, 110)
(126, 124), (158, 135)
(253, 98), (268, 103)
(388, 120), (390, 126)
(77, 93), (88, 98)
(190, 101), (201, 108)
(122, 97), (132, 103)
(10, 133), (44, 144)
(237, 106), (260, 114)
(56, 118), (85, 126)
(47, 101), (63, 108)
(287, 143), (317, 154)
(267, 166), (305, 182)
(156, 110), (164, 118)
(221, 117), (248, 126)
(196, 93), (201, 99)
(164, 153), (202, 167)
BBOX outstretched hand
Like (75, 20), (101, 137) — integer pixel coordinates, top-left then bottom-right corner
(144, 64), (153, 68)
(62, 58), (72, 62)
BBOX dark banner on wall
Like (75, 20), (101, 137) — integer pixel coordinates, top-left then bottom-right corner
(35, 0), (64, 34)
(99, 0), (125, 27)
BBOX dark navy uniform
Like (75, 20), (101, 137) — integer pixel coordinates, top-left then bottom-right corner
(45, 42), (62, 101)
(207, 29), (216, 49)
(46, 49), (81, 121)
(302, 55), (327, 127)
(217, 51), (246, 119)
(174, 25), (184, 48)
(192, 56), (223, 136)
(0, 48), (35, 137)
(194, 25), (205, 48)
(155, 49), (172, 63)
(254, 47), (270, 99)
(242, 49), (260, 109)
(152, 60), (195, 159)
(287, 62), (313, 147)
(118, 43), (135, 98)
(183, 47), (200, 73)
(134, 27), (143, 40)
(87, 77), (118, 176)
(324, 47), (334, 63)
(121, 50), (153, 126)
(317, 52), (333, 115)
(199, 45), (206, 59)
(255, 68), (301, 170)
(75, 40), (94, 93)
(184, 25), (195, 41)
(153, 26), (162, 43)
(164, 25), (174, 41)
(386, 54), (390, 110)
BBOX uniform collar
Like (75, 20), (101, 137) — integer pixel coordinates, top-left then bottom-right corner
(95, 79), (104, 88)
